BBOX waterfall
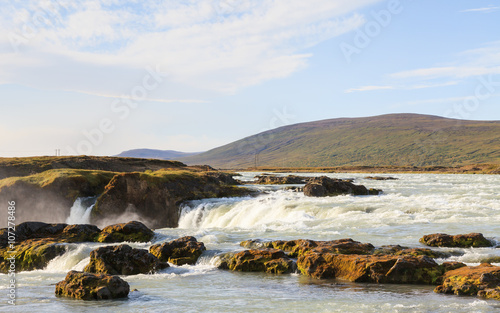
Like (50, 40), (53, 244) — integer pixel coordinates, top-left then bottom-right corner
(66, 196), (97, 224)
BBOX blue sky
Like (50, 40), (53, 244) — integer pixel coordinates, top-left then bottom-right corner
(1, 0), (499, 157)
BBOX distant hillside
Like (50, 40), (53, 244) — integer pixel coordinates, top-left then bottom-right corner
(115, 149), (201, 160)
(179, 114), (500, 169)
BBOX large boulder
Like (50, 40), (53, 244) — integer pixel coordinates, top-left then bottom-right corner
(241, 238), (374, 258)
(304, 176), (381, 197)
(373, 245), (452, 259)
(435, 263), (500, 300)
(84, 244), (169, 275)
(420, 233), (493, 248)
(0, 222), (101, 273)
(254, 175), (308, 185)
(149, 236), (206, 265)
(96, 221), (154, 243)
(297, 252), (464, 284)
(218, 249), (296, 274)
(91, 171), (250, 228)
(55, 270), (130, 300)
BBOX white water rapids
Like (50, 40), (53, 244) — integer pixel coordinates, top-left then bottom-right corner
(4, 172), (500, 312)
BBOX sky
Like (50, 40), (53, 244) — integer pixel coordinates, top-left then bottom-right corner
(1, 0), (499, 157)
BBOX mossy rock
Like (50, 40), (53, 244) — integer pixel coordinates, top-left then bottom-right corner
(96, 221), (154, 243)
(149, 236), (206, 265)
(55, 270), (130, 300)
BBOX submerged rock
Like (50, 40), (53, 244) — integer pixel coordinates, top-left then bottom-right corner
(218, 249), (296, 274)
(55, 270), (130, 300)
(96, 221), (154, 243)
(420, 233), (493, 248)
(364, 176), (398, 180)
(435, 263), (500, 300)
(84, 244), (169, 275)
(149, 236), (206, 265)
(303, 176), (381, 197)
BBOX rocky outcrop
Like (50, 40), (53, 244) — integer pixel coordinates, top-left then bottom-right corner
(241, 238), (375, 258)
(254, 175), (309, 185)
(0, 222), (101, 273)
(420, 233), (493, 248)
(297, 252), (463, 284)
(91, 171), (250, 228)
(55, 270), (130, 300)
(96, 221), (154, 243)
(149, 236), (206, 265)
(435, 263), (500, 300)
(373, 245), (452, 259)
(84, 244), (169, 275)
(303, 176), (381, 197)
(218, 249), (296, 274)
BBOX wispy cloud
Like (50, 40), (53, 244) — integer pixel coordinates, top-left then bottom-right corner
(68, 90), (210, 104)
(0, 0), (382, 96)
(460, 6), (500, 13)
(345, 81), (458, 93)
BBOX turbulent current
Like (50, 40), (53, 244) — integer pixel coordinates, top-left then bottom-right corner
(3, 172), (500, 312)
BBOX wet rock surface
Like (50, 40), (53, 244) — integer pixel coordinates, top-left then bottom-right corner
(435, 263), (500, 300)
(96, 221), (154, 243)
(149, 236), (206, 265)
(84, 244), (169, 275)
(55, 270), (130, 300)
(303, 176), (381, 197)
(420, 233), (493, 248)
(217, 249), (296, 274)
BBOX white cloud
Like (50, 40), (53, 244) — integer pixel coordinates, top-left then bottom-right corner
(345, 81), (458, 93)
(460, 6), (500, 13)
(0, 0), (381, 96)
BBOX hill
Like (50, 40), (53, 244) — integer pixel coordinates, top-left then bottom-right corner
(115, 149), (201, 160)
(179, 114), (500, 169)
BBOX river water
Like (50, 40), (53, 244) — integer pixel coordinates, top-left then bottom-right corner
(3, 172), (500, 312)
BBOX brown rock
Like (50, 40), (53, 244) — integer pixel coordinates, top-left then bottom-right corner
(149, 236), (206, 265)
(297, 252), (450, 284)
(420, 233), (492, 248)
(217, 249), (296, 274)
(55, 270), (129, 300)
(96, 221), (154, 243)
(84, 244), (169, 275)
(435, 263), (500, 300)
(304, 176), (381, 197)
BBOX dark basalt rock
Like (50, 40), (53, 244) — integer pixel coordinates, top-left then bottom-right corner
(55, 270), (130, 300)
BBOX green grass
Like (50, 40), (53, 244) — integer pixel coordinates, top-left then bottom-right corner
(180, 114), (500, 169)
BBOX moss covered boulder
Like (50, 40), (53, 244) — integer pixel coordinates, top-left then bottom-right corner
(55, 270), (130, 300)
(149, 236), (206, 265)
(420, 233), (493, 248)
(435, 263), (500, 300)
(0, 222), (102, 273)
(241, 238), (375, 258)
(96, 221), (154, 243)
(297, 252), (463, 284)
(84, 244), (169, 275)
(373, 245), (451, 259)
(218, 249), (296, 274)
(304, 176), (381, 197)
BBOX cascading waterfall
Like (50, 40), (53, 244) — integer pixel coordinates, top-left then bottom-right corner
(66, 196), (98, 224)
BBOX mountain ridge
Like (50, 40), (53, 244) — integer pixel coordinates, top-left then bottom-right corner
(178, 113), (500, 168)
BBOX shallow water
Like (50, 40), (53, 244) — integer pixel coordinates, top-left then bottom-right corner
(3, 173), (500, 312)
